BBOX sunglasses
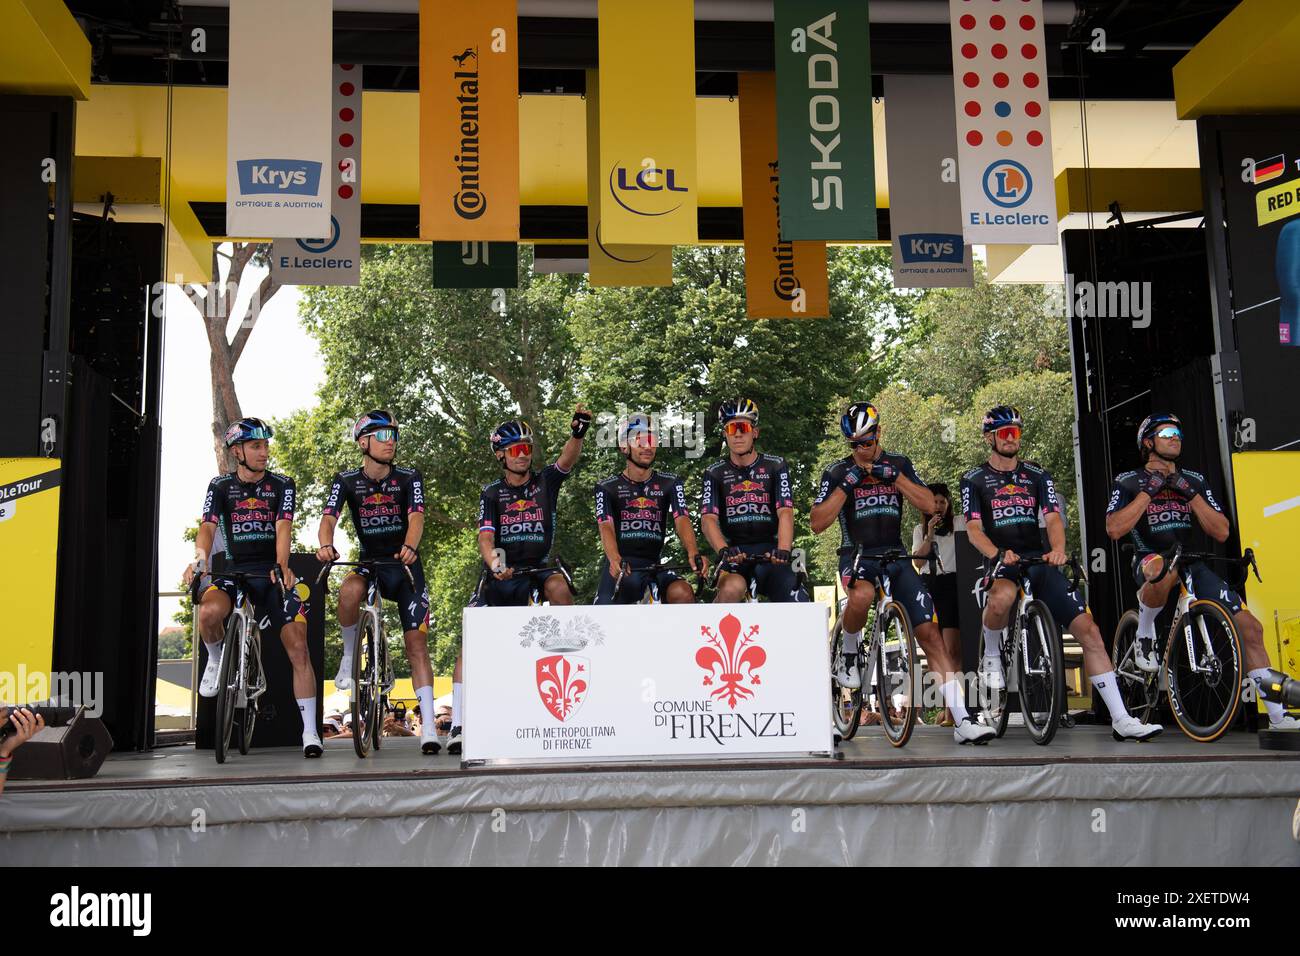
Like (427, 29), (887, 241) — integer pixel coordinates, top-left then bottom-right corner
(367, 428), (398, 443)
(1155, 426), (1182, 440)
(995, 426), (1021, 441)
(724, 420), (754, 437)
(850, 436), (878, 449)
(505, 442), (533, 458)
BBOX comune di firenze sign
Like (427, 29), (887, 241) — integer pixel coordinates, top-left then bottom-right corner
(462, 604), (832, 764)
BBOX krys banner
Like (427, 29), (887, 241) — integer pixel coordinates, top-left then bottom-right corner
(420, 0), (520, 242)
(773, 0), (877, 241)
(597, 0), (698, 246)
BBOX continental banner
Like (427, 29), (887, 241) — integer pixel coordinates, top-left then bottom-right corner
(596, 0), (698, 246)
(773, 0), (877, 241)
(432, 241), (519, 288)
(271, 64), (362, 285)
(0, 460), (60, 682)
(585, 68), (673, 286)
(884, 75), (974, 288)
(949, 0), (1057, 244)
(226, 0), (333, 238)
(419, 0), (519, 241)
(739, 73), (829, 318)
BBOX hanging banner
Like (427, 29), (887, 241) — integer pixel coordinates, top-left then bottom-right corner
(226, 0), (332, 238)
(419, 0), (519, 241)
(949, 0), (1057, 245)
(773, 0), (877, 241)
(739, 73), (829, 318)
(586, 69), (673, 286)
(272, 65), (362, 285)
(0, 460), (59, 684)
(884, 75), (974, 288)
(432, 241), (519, 288)
(597, 0), (698, 246)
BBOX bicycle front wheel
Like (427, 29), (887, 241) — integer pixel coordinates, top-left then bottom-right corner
(213, 614), (242, 765)
(874, 602), (919, 747)
(830, 618), (863, 741)
(1166, 599), (1243, 742)
(351, 614), (378, 758)
(238, 629), (261, 755)
(1017, 600), (1064, 745)
(1111, 609), (1158, 724)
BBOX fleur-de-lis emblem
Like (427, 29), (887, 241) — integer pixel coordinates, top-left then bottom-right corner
(696, 613), (766, 709)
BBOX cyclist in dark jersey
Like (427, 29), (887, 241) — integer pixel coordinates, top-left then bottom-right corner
(962, 405), (1161, 742)
(450, 405), (590, 754)
(701, 398), (808, 603)
(812, 402), (993, 744)
(182, 417), (322, 757)
(1106, 413), (1297, 730)
(594, 412), (707, 604)
(315, 410), (442, 754)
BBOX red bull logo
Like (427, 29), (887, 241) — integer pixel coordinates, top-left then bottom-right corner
(507, 499), (539, 513)
(361, 493), (396, 506)
(996, 483), (1029, 496)
(734, 480), (762, 492)
(234, 497), (268, 511)
(629, 496), (655, 509)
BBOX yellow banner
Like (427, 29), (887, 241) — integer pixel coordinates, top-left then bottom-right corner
(419, 0), (519, 241)
(1256, 177), (1300, 227)
(586, 69), (673, 286)
(738, 72), (829, 319)
(0, 459), (60, 683)
(596, 0), (698, 246)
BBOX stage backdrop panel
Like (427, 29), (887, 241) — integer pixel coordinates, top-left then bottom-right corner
(464, 603), (832, 764)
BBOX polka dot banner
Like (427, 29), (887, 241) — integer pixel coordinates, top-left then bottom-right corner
(947, 0), (1057, 244)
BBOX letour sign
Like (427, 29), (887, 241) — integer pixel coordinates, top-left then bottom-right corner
(462, 604), (832, 764)
(774, 0), (877, 240)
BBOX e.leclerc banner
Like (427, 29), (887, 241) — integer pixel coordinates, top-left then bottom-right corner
(585, 68), (673, 286)
(272, 65), (362, 285)
(949, 0), (1057, 245)
(884, 75), (974, 288)
(432, 241), (519, 288)
(463, 604), (832, 764)
(739, 73), (829, 318)
(597, 0), (698, 246)
(419, 0), (519, 242)
(773, 0), (876, 241)
(226, 0), (332, 238)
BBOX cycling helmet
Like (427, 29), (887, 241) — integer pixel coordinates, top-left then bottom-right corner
(982, 405), (1023, 434)
(618, 412), (654, 449)
(224, 417), (274, 447)
(490, 419), (534, 454)
(840, 401), (880, 441)
(718, 398), (759, 429)
(353, 410), (399, 442)
(1137, 412), (1182, 453)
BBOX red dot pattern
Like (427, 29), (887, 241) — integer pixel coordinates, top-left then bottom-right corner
(339, 82), (355, 96)
(1027, 130), (1044, 147)
(962, 42), (978, 58)
(965, 100), (982, 116)
(338, 184), (353, 199)
(336, 67), (357, 204)
(952, 1), (1049, 157)
(967, 130), (983, 146)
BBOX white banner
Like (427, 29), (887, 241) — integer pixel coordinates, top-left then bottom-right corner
(884, 75), (974, 288)
(948, 0), (1057, 245)
(272, 65), (362, 284)
(463, 603), (832, 764)
(227, 0), (332, 238)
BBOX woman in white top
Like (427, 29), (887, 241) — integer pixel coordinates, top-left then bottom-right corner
(913, 483), (961, 727)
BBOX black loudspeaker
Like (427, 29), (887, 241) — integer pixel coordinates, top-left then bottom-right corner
(7, 707), (113, 780)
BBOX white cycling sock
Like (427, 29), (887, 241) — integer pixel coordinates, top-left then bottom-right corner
(1136, 600), (1161, 640)
(298, 696), (318, 737)
(452, 681), (464, 729)
(340, 623), (359, 665)
(939, 679), (969, 723)
(1091, 671), (1129, 721)
(1249, 669), (1285, 722)
(981, 625), (1003, 661)
(204, 640), (223, 663)
(415, 684), (436, 732)
(841, 629), (862, 656)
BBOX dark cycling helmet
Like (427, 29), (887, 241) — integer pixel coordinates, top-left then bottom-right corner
(224, 417), (274, 447)
(718, 398), (759, 429)
(353, 409), (399, 442)
(1137, 412), (1182, 453)
(490, 419), (534, 453)
(841, 401), (880, 441)
(982, 404), (1023, 434)
(618, 412), (653, 449)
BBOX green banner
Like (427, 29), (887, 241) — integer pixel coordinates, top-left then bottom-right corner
(773, 0), (876, 240)
(432, 241), (519, 288)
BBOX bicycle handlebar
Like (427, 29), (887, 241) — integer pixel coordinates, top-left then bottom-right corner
(1124, 542), (1262, 586)
(984, 553), (1084, 592)
(314, 558), (417, 593)
(190, 566), (288, 604)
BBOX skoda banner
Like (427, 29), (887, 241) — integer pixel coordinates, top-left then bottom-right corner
(948, 0), (1057, 245)
(272, 65), (362, 285)
(463, 604), (832, 765)
(773, 0), (877, 241)
(884, 75), (974, 288)
(226, 0), (333, 238)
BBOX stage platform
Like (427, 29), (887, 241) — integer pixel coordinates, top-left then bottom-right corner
(2, 725), (1298, 866)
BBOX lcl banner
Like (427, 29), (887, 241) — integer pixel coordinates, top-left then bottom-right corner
(419, 0), (519, 241)
(463, 604), (832, 764)
(226, 0), (332, 238)
(948, 0), (1057, 244)
(773, 0), (877, 241)
(884, 75), (974, 288)
(739, 72), (829, 318)
(432, 241), (519, 288)
(585, 69), (673, 286)
(272, 65), (362, 285)
(596, 0), (698, 246)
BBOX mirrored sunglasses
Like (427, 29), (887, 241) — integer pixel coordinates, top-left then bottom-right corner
(995, 426), (1022, 441)
(506, 442), (533, 458)
(724, 420), (754, 436)
(1155, 426), (1182, 440)
(368, 427), (398, 443)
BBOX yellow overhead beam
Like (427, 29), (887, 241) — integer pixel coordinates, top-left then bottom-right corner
(73, 156), (162, 205)
(1174, 0), (1300, 119)
(1053, 168), (1203, 220)
(0, 0), (91, 99)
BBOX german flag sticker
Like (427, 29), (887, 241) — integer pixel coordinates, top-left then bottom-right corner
(1253, 154), (1286, 185)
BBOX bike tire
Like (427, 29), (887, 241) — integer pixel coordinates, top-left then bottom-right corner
(213, 613), (241, 765)
(352, 614), (377, 758)
(1110, 609), (1159, 724)
(373, 636), (387, 752)
(1165, 599), (1243, 743)
(875, 601), (918, 748)
(238, 629), (261, 756)
(830, 618), (863, 741)
(1018, 599), (1064, 745)
(978, 626), (1011, 738)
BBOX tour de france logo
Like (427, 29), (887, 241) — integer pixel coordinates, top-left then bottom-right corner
(696, 613), (766, 709)
(519, 615), (605, 722)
